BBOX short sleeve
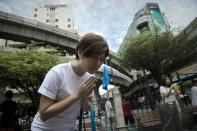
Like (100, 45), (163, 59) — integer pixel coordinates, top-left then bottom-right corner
(38, 69), (61, 100)
(160, 86), (168, 96)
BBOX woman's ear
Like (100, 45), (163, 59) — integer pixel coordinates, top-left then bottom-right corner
(78, 51), (82, 59)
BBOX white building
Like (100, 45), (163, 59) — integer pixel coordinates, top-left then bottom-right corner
(33, 4), (75, 31)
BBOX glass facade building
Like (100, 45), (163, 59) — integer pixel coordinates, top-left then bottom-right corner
(123, 3), (170, 41)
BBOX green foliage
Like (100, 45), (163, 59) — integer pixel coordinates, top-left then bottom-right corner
(120, 32), (173, 71)
(0, 51), (63, 109)
(0, 51), (59, 85)
(119, 31), (197, 85)
(27, 40), (65, 56)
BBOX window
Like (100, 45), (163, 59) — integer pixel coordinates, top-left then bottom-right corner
(56, 19), (58, 22)
(46, 19), (49, 22)
(34, 8), (37, 11)
(34, 14), (37, 17)
(50, 7), (55, 11)
(137, 22), (150, 33)
(68, 24), (71, 28)
(68, 18), (71, 22)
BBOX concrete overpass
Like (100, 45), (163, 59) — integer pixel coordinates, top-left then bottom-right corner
(0, 10), (130, 75)
(0, 10), (132, 87)
(0, 10), (79, 53)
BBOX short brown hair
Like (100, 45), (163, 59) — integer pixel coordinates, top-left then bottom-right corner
(76, 33), (109, 59)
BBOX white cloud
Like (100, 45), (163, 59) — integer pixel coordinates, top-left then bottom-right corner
(0, 2), (12, 13)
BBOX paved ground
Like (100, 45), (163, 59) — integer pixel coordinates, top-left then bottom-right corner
(183, 123), (197, 131)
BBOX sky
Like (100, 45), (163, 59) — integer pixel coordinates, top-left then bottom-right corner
(0, 0), (196, 95)
(0, 0), (196, 53)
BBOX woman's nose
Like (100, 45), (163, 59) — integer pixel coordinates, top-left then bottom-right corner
(94, 58), (103, 66)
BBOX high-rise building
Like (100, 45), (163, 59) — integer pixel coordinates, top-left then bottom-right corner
(124, 3), (170, 40)
(33, 4), (74, 31)
(119, 3), (170, 97)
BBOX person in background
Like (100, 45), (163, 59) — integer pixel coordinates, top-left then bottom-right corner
(191, 80), (197, 108)
(159, 76), (182, 131)
(122, 97), (135, 126)
(31, 33), (109, 131)
(190, 79), (197, 122)
(159, 77), (177, 103)
(105, 99), (114, 129)
(0, 90), (18, 131)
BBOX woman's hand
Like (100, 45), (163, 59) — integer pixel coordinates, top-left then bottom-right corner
(76, 76), (97, 99)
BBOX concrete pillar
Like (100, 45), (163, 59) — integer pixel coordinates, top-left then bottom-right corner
(112, 86), (127, 131)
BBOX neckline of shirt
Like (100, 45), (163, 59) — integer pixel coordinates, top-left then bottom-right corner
(69, 62), (86, 79)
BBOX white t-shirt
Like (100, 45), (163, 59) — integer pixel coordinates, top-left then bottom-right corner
(31, 63), (94, 131)
(191, 85), (197, 106)
(160, 85), (176, 103)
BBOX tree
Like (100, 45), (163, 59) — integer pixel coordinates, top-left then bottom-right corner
(0, 51), (64, 111)
(166, 34), (197, 73)
(119, 32), (197, 85)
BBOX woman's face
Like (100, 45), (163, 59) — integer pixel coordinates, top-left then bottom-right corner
(79, 49), (107, 74)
